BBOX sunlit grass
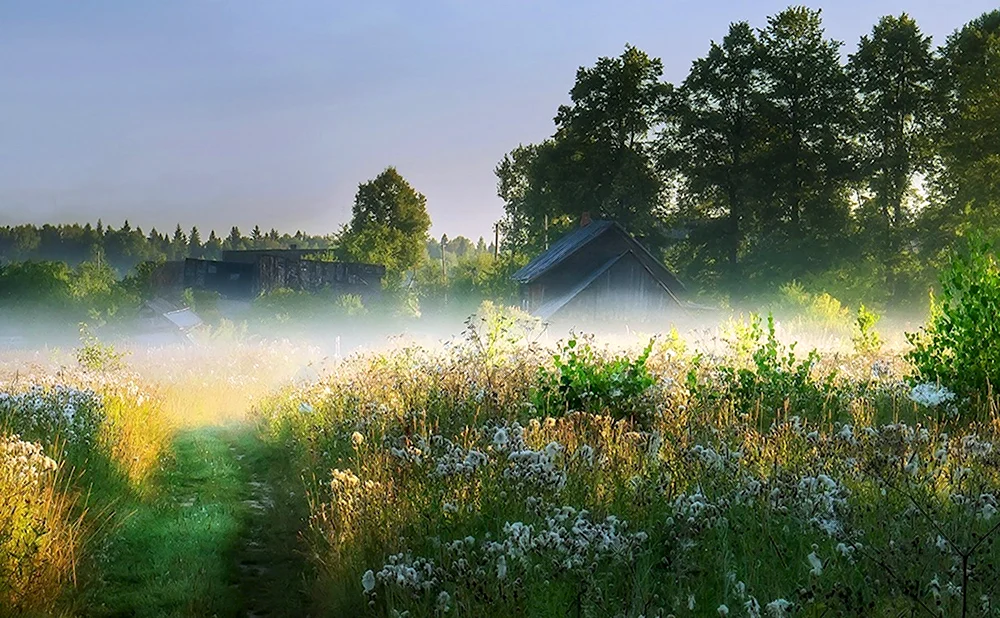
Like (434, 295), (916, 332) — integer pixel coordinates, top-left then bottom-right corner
(253, 312), (1000, 617)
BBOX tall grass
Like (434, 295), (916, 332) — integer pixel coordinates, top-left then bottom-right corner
(255, 310), (1000, 617)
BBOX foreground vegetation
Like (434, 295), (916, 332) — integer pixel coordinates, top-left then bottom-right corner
(0, 340), (316, 616)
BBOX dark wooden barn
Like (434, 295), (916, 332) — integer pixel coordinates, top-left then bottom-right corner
(512, 220), (685, 322)
(179, 250), (385, 301)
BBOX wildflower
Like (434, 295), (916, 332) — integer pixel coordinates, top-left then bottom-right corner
(909, 383), (956, 408)
(936, 535), (949, 552)
(807, 552), (823, 576)
(765, 599), (792, 617)
(362, 569), (376, 594)
(718, 604), (730, 616)
(351, 432), (365, 447)
(436, 591), (452, 612)
(299, 401), (314, 414)
(496, 554), (507, 579)
(492, 427), (509, 450)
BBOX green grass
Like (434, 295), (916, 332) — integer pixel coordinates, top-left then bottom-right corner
(82, 425), (310, 617)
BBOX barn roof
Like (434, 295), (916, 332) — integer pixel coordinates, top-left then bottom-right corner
(512, 220), (685, 294)
(511, 220), (615, 283)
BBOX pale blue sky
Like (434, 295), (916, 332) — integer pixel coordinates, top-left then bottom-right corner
(0, 1), (994, 240)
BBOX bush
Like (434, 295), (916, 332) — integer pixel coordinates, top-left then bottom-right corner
(774, 282), (851, 333)
(852, 304), (883, 356)
(76, 326), (127, 372)
(690, 313), (836, 422)
(906, 237), (1000, 397)
(532, 334), (656, 422)
(0, 435), (81, 615)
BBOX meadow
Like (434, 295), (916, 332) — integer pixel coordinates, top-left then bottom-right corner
(2, 284), (999, 617)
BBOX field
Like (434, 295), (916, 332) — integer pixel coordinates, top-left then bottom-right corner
(2, 304), (1000, 617)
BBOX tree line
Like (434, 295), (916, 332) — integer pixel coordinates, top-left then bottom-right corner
(0, 221), (337, 274)
(496, 7), (1000, 305)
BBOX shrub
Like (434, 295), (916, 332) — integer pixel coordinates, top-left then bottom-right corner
(691, 313), (836, 422)
(851, 304), (883, 356)
(774, 282), (851, 333)
(906, 237), (1000, 398)
(0, 435), (82, 615)
(75, 326), (127, 373)
(532, 334), (656, 422)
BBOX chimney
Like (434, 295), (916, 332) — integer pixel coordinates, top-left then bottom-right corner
(580, 211), (592, 227)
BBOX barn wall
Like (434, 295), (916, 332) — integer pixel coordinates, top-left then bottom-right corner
(554, 254), (676, 322)
(257, 255), (385, 300)
(527, 228), (633, 308)
(183, 259), (258, 299)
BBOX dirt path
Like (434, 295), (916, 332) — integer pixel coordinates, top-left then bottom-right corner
(85, 426), (311, 617)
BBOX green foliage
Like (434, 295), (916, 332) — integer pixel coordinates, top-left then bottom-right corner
(496, 45), (668, 253)
(852, 304), (883, 356)
(75, 325), (127, 372)
(775, 282), (851, 332)
(463, 301), (543, 369)
(532, 335), (656, 422)
(692, 314), (835, 422)
(181, 287), (222, 323)
(906, 237), (1000, 396)
(339, 167), (431, 282)
(932, 10), (1000, 246)
(848, 14), (937, 295)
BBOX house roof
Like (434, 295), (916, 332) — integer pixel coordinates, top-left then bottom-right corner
(162, 308), (203, 330)
(533, 252), (627, 319)
(512, 220), (685, 295)
(511, 220), (615, 283)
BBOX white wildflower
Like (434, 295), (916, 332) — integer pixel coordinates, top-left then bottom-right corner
(362, 569), (376, 594)
(909, 383), (956, 408)
(765, 598), (792, 617)
(807, 552), (823, 576)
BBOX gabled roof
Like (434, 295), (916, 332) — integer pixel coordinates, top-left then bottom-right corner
(512, 220), (615, 283)
(512, 220), (685, 294)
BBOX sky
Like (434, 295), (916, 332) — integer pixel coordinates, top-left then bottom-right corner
(0, 1), (995, 242)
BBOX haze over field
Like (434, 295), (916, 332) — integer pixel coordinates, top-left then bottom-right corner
(2, 0), (996, 239)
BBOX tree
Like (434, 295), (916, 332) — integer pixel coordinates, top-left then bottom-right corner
(931, 10), (1000, 247)
(170, 224), (188, 260)
(848, 14), (938, 296)
(495, 143), (553, 252)
(340, 167), (431, 281)
(668, 21), (765, 290)
(226, 227), (244, 252)
(496, 46), (670, 252)
(188, 226), (203, 259)
(204, 230), (223, 260)
(756, 6), (856, 279)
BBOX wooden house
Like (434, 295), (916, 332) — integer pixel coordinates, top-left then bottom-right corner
(180, 250), (385, 301)
(512, 220), (685, 322)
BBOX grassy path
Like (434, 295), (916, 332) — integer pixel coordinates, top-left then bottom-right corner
(84, 426), (311, 617)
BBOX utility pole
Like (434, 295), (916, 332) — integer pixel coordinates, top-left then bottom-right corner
(441, 234), (448, 305)
(493, 222), (499, 260)
(441, 235), (447, 281)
